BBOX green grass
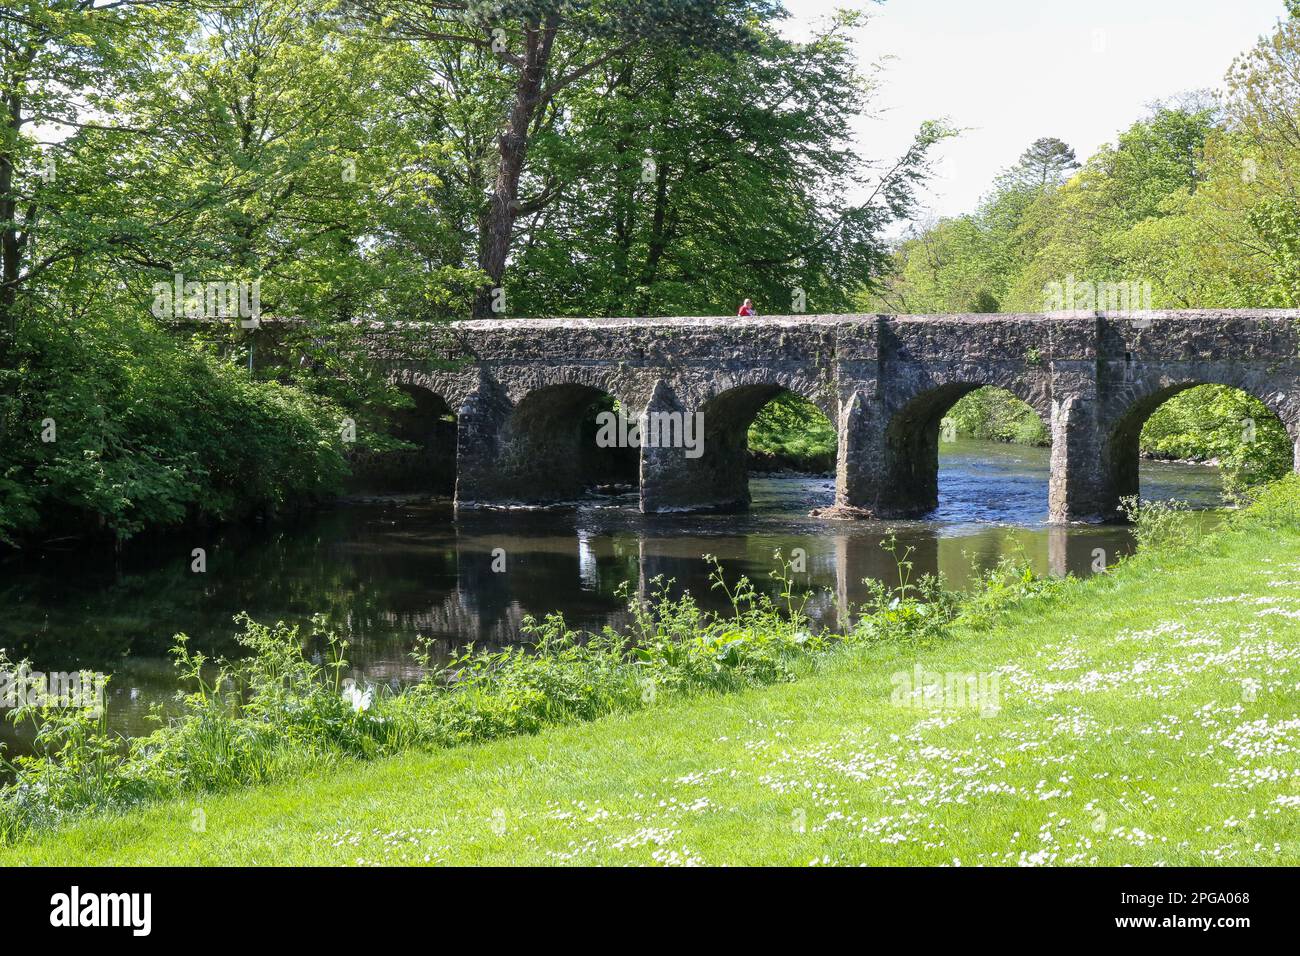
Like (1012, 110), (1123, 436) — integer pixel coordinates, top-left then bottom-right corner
(6, 519), (1300, 866)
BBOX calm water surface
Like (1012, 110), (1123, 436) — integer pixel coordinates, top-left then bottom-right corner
(0, 439), (1224, 749)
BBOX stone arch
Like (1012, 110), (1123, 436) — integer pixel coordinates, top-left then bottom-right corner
(877, 375), (1051, 517)
(889, 364), (1052, 425)
(1102, 373), (1300, 504)
(385, 366), (475, 414)
(348, 376), (460, 495)
(496, 365), (641, 412)
(642, 379), (836, 513)
(694, 369), (837, 426)
(1104, 372), (1300, 440)
(489, 380), (638, 505)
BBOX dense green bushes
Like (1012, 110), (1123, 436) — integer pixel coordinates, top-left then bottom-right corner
(0, 312), (348, 545)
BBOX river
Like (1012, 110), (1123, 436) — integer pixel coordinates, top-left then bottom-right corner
(0, 438), (1223, 751)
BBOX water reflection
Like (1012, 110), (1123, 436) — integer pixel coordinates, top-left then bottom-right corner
(0, 439), (1223, 745)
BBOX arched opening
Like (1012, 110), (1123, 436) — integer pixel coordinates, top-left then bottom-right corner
(579, 394), (641, 494)
(348, 384), (457, 495)
(1110, 383), (1293, 506)
(499, 384), (639, 504)
(885, 384), (1049, 518)
(688, 385), (836, 512)
(748, 392), (838, 474)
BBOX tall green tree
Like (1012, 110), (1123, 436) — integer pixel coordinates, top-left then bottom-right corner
(353, 0), (778, 317)
(114, 0), (482, 410)
(506, 10), (951, 316)
(1224, 15), (1300, 305)
(0, 0), (175, 366)
(1000, 136), (1079, 191)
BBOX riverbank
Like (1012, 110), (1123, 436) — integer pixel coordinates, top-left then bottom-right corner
(8, 450), (1207, 757)
(5, 481), (1299, 865)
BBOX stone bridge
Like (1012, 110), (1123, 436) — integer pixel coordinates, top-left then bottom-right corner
(361, 310), (1300, 523)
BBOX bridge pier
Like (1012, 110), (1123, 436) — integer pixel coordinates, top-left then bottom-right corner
(641, 383), (807, 514)
(637, 382), (712, 512)
(832, 389), (918, 516)
(1047, 394), (1118, 523)
(454, 382), (514, 507)
(639, 421), (755, 513)
(1047, 321), (1118, 523)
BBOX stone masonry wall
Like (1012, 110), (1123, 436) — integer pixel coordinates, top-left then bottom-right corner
(361, 311), (1300, 523)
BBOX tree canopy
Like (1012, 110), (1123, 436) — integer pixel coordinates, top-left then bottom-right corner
(0, 0), (947, 543)
(867, 9), (1300, 493)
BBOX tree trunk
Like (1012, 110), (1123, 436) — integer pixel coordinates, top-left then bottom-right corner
(632, 76), (678, 317)
(472, 18), (558, 319)
(606, 62), (637, 317)
(0, 91), (24, 370)
(633, 156), (672, 317)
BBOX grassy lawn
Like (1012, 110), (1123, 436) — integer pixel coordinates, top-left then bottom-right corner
(5, 526), (1300, 866)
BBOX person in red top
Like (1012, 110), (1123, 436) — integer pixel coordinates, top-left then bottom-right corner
(737, 298), (756, 316)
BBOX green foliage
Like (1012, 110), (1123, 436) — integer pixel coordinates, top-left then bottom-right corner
(1119, 495), (1201, 552)
(0, 309), (347, 544)
(1141, 385), (1292, 496)
(867, 170), (1044, 315)
(0, 666), (133, 841)
(747, 392), (837, 469)
(498, 12), (954, 316)
(853, 534), (1066, 645)
(1122, 470), (1300, 553)
(947, 387), (1049, 446)
(1000, 136), (1079, 191)
(1106, 105), (1217, 220)
(1230, 472), (1300, 529)
(0, 0), (476, 545)
(852, 536), (962, 645)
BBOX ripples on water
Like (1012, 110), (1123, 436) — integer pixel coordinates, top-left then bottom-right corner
(0, 439), (1224, 744)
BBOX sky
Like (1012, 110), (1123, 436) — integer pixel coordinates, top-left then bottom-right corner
(780, 0), (1288, 222)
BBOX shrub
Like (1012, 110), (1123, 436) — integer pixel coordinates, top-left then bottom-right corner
(1230, 473), (1300, 531)
(0, 310), (349, 544)
(1119, 495), (1206, 553)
